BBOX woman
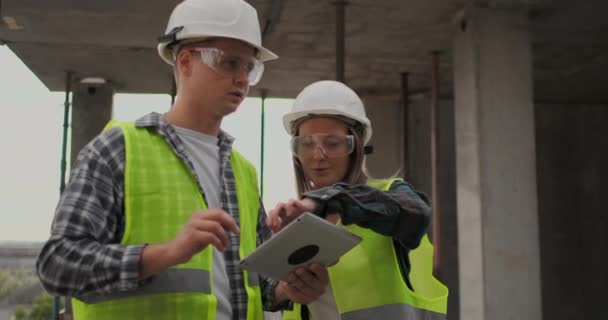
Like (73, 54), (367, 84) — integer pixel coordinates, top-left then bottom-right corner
(268, 80), (448, 320)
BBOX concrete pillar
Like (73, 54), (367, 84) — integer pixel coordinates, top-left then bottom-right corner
(71, 81), (114, 165)
(453, 7), (542, 320)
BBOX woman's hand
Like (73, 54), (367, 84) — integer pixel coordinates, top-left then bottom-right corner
(267, 198), (317, 233)
(325, 212), (340, 224)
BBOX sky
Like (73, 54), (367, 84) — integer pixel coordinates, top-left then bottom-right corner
(0, 46), (296, 242)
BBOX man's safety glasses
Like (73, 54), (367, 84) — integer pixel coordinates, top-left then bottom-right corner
(189, 47), (264, 85)
(291, 134), (355, 159)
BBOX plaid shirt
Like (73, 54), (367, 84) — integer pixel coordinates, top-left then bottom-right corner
(304, 180), (432, 250)
(303, 179), (432, 292)
(36, 113), (279, 319)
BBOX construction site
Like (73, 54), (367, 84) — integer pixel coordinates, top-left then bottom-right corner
(1, 0), (607, 319)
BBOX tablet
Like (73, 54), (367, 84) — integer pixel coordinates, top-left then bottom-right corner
(240, 212), (362, 280)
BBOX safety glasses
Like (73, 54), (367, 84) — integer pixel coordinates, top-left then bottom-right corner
(189, 47), (265, 85)
(291, 134), (355, 159)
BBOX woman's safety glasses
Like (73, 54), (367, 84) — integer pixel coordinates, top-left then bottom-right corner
(189, 47), (264, 85)
(291, 134), (355, 159)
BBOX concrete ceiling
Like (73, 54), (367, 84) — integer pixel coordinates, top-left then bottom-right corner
(1, 0), (607, 102)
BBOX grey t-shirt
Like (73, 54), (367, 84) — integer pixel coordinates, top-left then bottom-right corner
(174, 126), (231, 320)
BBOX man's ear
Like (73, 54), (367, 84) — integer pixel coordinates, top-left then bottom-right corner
(176, 49), (193, 78)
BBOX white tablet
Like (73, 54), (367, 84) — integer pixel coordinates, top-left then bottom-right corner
(240, 212), (362, 280)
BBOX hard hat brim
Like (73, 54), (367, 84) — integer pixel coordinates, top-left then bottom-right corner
(282, 108), (373, 145)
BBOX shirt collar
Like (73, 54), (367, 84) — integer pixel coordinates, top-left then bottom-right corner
(134, 112), (235, 147)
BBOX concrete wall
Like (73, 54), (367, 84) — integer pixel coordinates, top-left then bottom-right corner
(535, 104), (608, 320)
(406, 100), (608, 320)
(368, 98), (608, 320)
(364, 97), (402, 178)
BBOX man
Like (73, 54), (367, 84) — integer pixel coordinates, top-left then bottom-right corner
(36, 1), (328, 319)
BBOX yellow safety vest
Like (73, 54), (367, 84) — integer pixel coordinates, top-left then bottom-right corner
(283, 179), (448, 319)
(72, 122), (263, 320)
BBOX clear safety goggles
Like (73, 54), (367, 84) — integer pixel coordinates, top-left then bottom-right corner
(189, 47), (265, 85)
(291, 134), (355, 159)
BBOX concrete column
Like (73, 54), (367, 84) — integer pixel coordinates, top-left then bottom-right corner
(453, 7), (541, 320)
(71, 81), (114, 165)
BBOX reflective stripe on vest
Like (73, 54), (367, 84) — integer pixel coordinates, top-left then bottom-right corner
(341, 303), (446, 320)
(72, 121), (263, 320)
(77, 269), (261, 305)
(283, 178), (448, 320)
(78, 269), (211, 304)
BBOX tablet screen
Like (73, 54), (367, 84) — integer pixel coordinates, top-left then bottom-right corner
(240, 212), (362, 280)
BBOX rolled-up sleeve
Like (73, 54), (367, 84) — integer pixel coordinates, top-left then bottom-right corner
(303, 180), (431, 250)
(36, 128), (145, 297)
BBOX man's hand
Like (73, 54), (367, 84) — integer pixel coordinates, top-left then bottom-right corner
(275, 263), (329, 305)
(168, 209), (240, 264)
(267, 198), (317, 233)
(140, 209), (239, 279)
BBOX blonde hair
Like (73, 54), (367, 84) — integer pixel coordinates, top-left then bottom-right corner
(292, 116), (369, 196)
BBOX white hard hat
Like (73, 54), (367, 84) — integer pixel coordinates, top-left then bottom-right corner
(158, 0), (278, 65)
(283, 80), (373, 144)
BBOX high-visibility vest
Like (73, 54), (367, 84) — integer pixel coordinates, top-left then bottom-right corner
(72, 121), (263, 320)
(283, 178), (448, 320)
